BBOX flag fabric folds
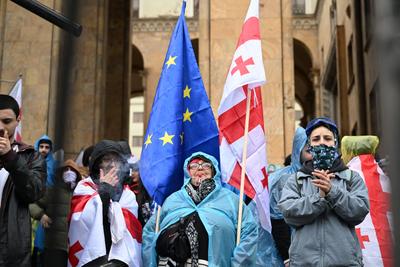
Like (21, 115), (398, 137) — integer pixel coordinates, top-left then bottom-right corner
(9, 78), (22, 142)
(140, 1), (219, 205)
(68, 179), (142, 267)
(217, 0), (271, 231)
(348, 155), (393, 267)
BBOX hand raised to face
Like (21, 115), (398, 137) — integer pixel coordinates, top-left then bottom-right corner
(0, 129), (11, 156)
(100, 166), (119, 187)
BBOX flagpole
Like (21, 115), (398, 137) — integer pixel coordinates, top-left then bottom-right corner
(236, 85), (252, 245)
(155, 205), (162, 233)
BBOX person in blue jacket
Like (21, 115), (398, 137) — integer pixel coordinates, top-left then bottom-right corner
(267, 127), (310, 266)
(142, 152), (258, 267)
(31, 134), (57, 267)
(34, 135), (56, 187)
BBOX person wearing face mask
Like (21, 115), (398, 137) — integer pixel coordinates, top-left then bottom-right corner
(278, 117), (370, 267)
(29, 159), (83, 267)
(142, 152), (258, 267)
(68, 140), (142, 267)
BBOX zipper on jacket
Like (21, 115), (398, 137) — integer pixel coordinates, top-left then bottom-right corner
(321, 211), (327, 267)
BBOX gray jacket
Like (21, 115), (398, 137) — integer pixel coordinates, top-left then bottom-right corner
(278, 169), (369, 267)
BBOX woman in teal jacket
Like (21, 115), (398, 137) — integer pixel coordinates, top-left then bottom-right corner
(142, 152), (258, 266)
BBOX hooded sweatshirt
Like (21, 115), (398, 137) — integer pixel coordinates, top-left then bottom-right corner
(34, 135), (56, 187)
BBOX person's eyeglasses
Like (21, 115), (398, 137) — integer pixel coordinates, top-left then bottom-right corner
(189, 162), (212, 170)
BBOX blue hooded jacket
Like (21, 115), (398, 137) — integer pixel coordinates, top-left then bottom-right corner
(255, 127), (307, 267)
(142, 152), (258, 266)
(33, 135), (56, 251)
(34, 134), (56, 187)
(269, 127), (307, 220)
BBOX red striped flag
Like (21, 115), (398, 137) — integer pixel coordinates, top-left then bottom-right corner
(348, 155), (393, 267)
(68, 178), (142, 267)
(9, 78), (22, 142)
(217, 0), (270, 231)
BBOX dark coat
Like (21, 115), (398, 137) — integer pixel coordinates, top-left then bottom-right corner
(29, 174), (74, 252)
(0, 142), (46, 267)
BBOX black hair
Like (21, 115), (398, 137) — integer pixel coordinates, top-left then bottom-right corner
(38, 139), (52, 148)
(0, 94), (20, 118)
(82, 145), (94, 167)
(284, 154), (291, 166)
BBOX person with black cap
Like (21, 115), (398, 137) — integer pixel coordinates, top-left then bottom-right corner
(278, 117), (370, 266)
(68, 140), (142, 267)
(0, 94), (46, 267)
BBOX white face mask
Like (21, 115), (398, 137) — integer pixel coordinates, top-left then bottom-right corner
(63, 170), (77, 189)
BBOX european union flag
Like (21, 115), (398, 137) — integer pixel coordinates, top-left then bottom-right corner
(140, 1), (219, 205)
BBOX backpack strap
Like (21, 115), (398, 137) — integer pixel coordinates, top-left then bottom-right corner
(343, 169), (354, 191)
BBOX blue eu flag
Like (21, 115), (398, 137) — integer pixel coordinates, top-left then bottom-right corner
(140, 1), (219, 205)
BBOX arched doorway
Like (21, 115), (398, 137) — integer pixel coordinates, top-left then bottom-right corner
(294, 38), (315, 128)
(129, 45), (145, 158)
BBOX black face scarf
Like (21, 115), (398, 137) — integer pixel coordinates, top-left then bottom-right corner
(308, 144), (338, 170)
(185, 179), (216, 204)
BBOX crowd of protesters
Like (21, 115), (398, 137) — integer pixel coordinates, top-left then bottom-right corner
(2, 93), (394, 266)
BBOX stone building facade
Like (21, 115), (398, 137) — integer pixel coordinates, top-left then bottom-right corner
(0, 0), (379, 163)
(293, 0), (379, 138)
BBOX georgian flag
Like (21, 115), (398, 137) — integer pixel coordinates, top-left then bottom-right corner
(9, 78), (22, 142)
(217, 0), (271, 231)
(68, 178), (142, 267)
(348, 155), (393, 267)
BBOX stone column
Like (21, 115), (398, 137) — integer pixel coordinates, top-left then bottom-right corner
(0, 0), (60, 144)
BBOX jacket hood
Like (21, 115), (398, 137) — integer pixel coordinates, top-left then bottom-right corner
(89, 140), (125, 175)
(183, 152), (221, 187)
(269, 127), (307, 189)
(291, 127), (308, 171)
(34, 134), (53, 151)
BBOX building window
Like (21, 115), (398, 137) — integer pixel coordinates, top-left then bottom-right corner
(131, 136), (143, 147)
(292, 0), (306, 15)
(295, 100), (304, 128)
(129, 95), (145, 158)
(134, 0), (198, 19)
(132, 112), (144, 123)
(347, 37), (355, 91)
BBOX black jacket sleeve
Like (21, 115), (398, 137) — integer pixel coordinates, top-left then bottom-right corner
(1, 149), (46, 204)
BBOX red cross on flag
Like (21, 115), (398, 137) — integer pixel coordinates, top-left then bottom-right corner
(348, 155), (393, 267)
(8, 78), (22, 142)
(218, 0), (270, 232)
(68, 178), (142, 267)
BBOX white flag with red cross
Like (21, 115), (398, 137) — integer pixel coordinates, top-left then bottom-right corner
(217, 0), (271, 231)
(68, 178), (142, 267)
(9, 78), (22, 142)
(348, 155), (393, 267)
